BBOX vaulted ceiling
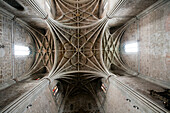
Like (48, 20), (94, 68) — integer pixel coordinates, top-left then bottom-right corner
(0, 0), (159, 100)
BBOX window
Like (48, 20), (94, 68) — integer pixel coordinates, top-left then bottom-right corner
(14, 45), (30, 56)
(52, 86), (58, 96)
(101, 83), (107, 93)
(125, 42), (138, 53)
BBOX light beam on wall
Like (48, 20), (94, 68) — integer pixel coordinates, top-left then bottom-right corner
(125, 42), (138, 53)
(14, 45), (30, 56)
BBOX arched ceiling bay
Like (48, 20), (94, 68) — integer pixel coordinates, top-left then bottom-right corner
(0, 0), (159, 78)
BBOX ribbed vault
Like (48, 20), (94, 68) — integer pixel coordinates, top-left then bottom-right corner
(0, 0), (169, 112)
(43, 1), (108, 112)
(22, 0), (159, 79)
(51, 0), (108, 76)
(23, 0), (142, 96)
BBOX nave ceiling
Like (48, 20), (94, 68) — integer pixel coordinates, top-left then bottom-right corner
(0, 0), (160, 99)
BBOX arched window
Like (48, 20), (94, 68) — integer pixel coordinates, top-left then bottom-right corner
(52, 86), (58, 96)
(125, 42), (138, 53)
(14, 45), (30, 56)
(101, 83), (107, 93)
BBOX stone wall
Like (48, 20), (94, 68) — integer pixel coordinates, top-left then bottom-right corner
(0, 13), (12, 84)
(103, 82), (141, 113)
(120, 2), (170, 83)
(13, 22), (35, 78)
(0, 10), (35, 88)
(23, 86), (58, 113)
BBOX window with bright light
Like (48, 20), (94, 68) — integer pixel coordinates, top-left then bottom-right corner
(52, 86), (58, 96)
(125, 42), (138, 53)
(101, 83), (107, 93)
(14, 45), (30, 56)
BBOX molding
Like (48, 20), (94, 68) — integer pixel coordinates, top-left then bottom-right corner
(123, 0), (170, 27)
(109, 76), (169, 113)
(0, 7), (14, 20)
(138, 74), (170, 89)
(107, 0), (128, 18)
(0, 79), (16, 90)
(0, 7), (43, 35)
(137, 0), (170, 19)
(0, 79), (49, 113)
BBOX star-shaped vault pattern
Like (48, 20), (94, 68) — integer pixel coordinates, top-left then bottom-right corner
(49, 0), (108, 75)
